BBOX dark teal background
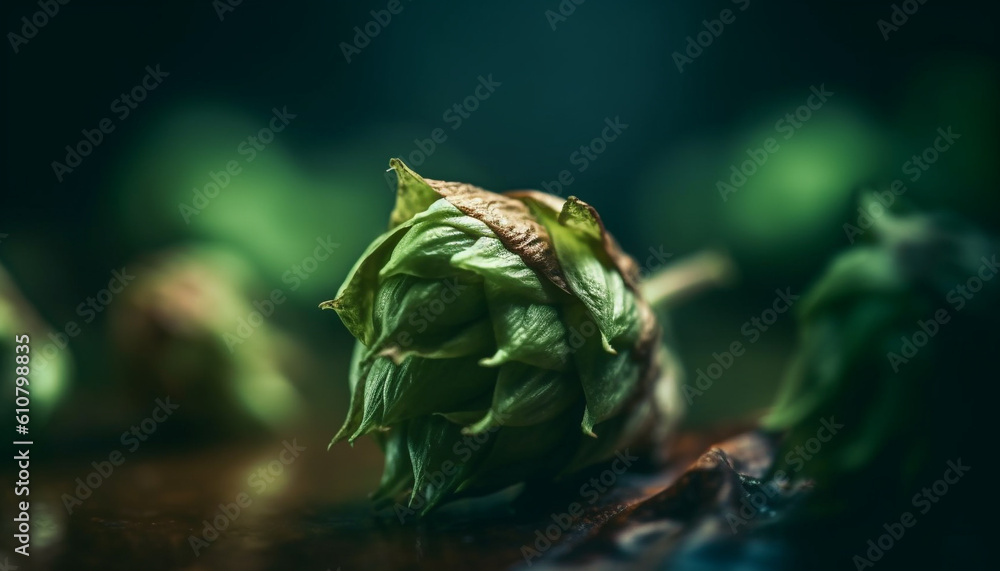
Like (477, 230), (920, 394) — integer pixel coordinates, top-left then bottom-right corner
(2, 0), (997, 424)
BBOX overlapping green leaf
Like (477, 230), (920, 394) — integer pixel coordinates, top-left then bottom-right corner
(519, 196), (639, 349)
(321, 225), (410, 345)
(377, 319), (495, 365)
(330, 341), (375, 445)
(451, 237), (557, 303)
(406, 415), (488, 513)
(465, 361), (579, 433)
(370, 273), (487, 354)
(381, 223), (478, 280)
(480, 291), (571, 371)
(324, 199), (483, 344)
(566, 303), (643, 436)
(381, 202), (495, 280)
(371, 427), (414, 505)
(349, 355), (497, 440)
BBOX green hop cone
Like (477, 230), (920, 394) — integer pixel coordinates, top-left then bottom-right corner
(322, 159), (668, 514)
(763, 195), (999, 513)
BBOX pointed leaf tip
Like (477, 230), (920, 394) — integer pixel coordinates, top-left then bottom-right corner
(558, 196), (603, 242)
(388, 158), (439, 229)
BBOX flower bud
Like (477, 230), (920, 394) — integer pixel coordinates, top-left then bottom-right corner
(322, 159), (669, 513)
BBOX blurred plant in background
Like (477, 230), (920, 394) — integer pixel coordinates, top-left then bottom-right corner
(764, 194), (998, 516)
(0, 264), (72, 432)
(108, 246), (306, 439)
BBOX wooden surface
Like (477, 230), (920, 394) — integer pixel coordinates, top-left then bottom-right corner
(5, 426), (775, 571)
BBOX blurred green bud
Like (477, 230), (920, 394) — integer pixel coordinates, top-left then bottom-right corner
(110, 246), (304, 437)
(0, 263), (72, 429)
(322, 159), (668, 513)
(763, 194), (999, 512)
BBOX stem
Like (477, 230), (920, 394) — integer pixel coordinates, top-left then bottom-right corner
(640, 250), (738, 309)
